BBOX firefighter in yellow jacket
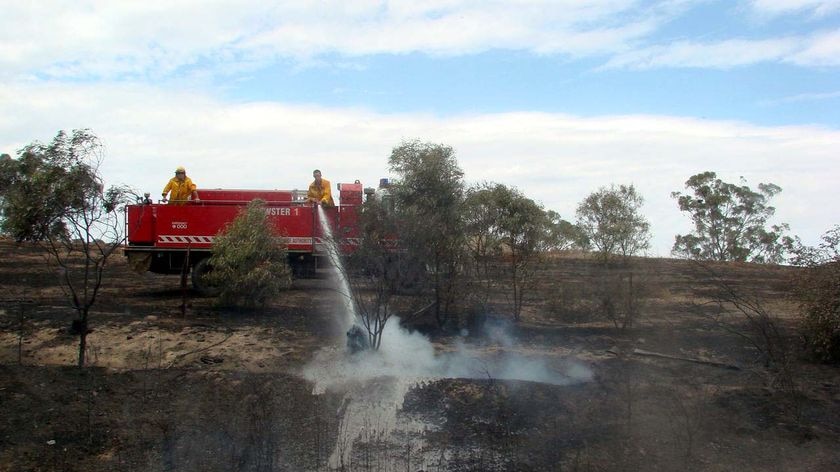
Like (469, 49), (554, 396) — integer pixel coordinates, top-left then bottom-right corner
(307, 169), (334, 206)
(162, 166), (200, 205)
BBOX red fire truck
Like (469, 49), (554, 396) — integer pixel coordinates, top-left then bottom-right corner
(124, 182), (369, 292)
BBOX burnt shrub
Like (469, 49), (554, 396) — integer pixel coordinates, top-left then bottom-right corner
(792, 226), (840, 363)
(798, 260), (840, 362)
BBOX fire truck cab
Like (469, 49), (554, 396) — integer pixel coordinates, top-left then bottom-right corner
(124, 182), (366, 291)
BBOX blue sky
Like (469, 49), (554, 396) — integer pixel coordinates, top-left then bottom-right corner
(233, 52), (839, 125)
(1, 0), (838, 256)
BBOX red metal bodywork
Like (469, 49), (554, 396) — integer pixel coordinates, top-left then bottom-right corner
(124, 184), (365, 277)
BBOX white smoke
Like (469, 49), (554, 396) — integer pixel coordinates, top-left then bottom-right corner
(303, 316), (593, 392)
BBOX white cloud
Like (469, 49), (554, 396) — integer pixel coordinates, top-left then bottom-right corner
(0, 1), (674, 78)
(603, 29), (840, 69)
(750, 0), (840, 17)
(762, 89), (840, 105)
(789, 29), (840, 66)
(0, 1), (265, 79)
(242, 1), (662, 58)
(1, 81), (837, 256)
(1, 1), (836, 78)
(603, 37), (798, 69)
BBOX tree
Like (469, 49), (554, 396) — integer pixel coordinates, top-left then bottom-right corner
(576, 184), (650, 263)
(490, 184), (548, 320)
(0, 153), (13, 225)
(388, 140), (467, 328)
(541, 209), (586, 252)
(672, 172), (792, 263)
(462, 183), (504, 315)
(463, 183), (503, 282)
(0, 130), (132, 367)
(464, 183), (554, 320)
(0, 138), (101, 242)
(205, 199), (292, 308)
(575, 184), (651, 330)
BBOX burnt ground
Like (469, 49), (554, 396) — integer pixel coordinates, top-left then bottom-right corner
(0, 240), (839, 471)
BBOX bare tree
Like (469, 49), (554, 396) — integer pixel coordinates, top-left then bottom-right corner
(689, 260), (795, 393)
(344, 196), (404, 350)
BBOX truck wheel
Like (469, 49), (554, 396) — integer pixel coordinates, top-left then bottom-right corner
(192, 258), (221, 296)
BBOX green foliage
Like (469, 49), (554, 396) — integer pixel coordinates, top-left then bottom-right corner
(207, 200), (291, 308)
(464, 183), (547, 251)
(576, 184), (650, 263)
(463, 182), (502, 263)
(792, 226), (840, 362)
(389, 140), (464, 215)
(0, 153), (11, 191)
(464, 189), (582, 257)
(672, 172), (792, 263)
(541, 209), (587, 252)
(0, 130), (107, 241)
(493, 185), (547, 257)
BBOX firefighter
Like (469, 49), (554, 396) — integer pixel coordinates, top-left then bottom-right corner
(307, 169), (334, 206)
(162, 166), (200, 205)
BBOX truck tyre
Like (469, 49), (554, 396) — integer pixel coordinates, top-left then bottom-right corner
(192, 258), (221, 296)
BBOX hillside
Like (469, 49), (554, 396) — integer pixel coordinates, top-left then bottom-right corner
(1, 239), (838, 471)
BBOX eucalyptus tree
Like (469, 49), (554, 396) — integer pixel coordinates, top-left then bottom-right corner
(576, 184), (651, 264)
(541, 209), (586, 252)
(464, 183), (549, 320)
(575, 184), (651, 329)
(388, 140), (467, 328)
(672, 171), (792, 263)
(0, 130), (132, 367)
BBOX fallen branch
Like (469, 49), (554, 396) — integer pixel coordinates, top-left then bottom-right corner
(607, 346), (741, 371)
(402, 301), (436, 322)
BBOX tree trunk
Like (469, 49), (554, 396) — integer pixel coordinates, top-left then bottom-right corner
(77, 312), (88, 368)
(511, 254), (520, 321)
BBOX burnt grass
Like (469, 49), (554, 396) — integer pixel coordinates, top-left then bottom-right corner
(1, 240), (840, 471)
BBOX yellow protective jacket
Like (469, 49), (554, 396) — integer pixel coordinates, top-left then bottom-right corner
(162, 177), (197, 205)
(307, 178), (334, 206)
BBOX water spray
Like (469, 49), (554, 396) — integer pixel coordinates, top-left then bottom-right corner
(316, 204), (369, 352)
